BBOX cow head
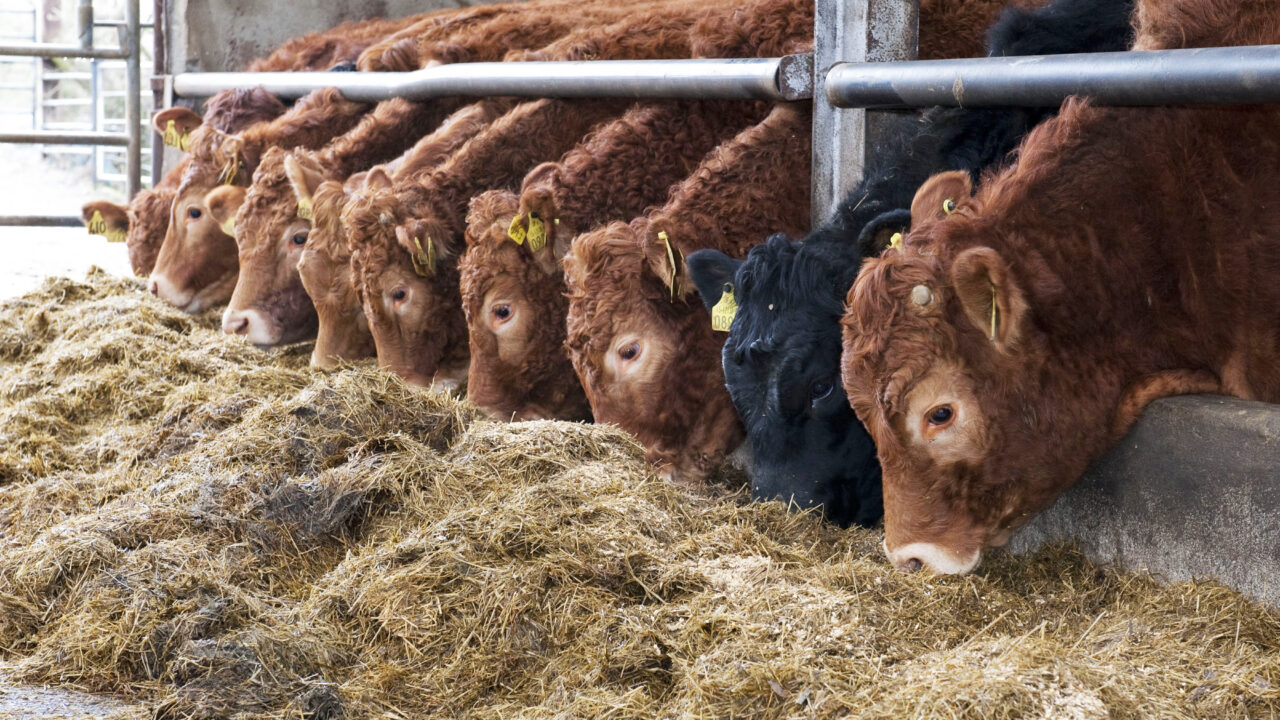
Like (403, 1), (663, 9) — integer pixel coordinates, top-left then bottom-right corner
(564, 220), (744, 482)
(842, 171), (1060, 574)
(459, 190), (591, 422)
(292, 160), (375, 368)
(217, 147), (319, 346)
(686, 235), (884, 527)
(148, 119), (250, 313)
(343, 172), (468, 391)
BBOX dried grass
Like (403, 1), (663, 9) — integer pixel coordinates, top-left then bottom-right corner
(0, 270), (1276, 719)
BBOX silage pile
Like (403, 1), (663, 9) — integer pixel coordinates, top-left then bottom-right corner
(0, 270), (1277, 720)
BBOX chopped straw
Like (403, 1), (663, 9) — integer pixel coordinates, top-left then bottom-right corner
(0, 269), (1276, 719)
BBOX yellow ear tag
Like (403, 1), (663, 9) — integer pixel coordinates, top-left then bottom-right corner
(411, 236), (436, 277)
(659, 231), (682, 302)
(296, 197), (314, 220)
(507, 215), (527, 245)
(105, 226), (127, 243)
(526, 214), (546, 253)
(162, 119), (191, 151)
(989, 283), (999, 341)
(87, 210), (108, 235)
(888, 232), (903, 251)
(219, 155), (240, 186)
(219, 215), (237, 238)
(943, 198), (957, 215)
(711, 283), (738, 332)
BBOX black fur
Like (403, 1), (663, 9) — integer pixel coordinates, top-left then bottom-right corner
(686, 0), (1135, 527)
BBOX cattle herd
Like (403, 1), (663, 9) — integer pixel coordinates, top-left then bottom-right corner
(80, 0), (1280, 575)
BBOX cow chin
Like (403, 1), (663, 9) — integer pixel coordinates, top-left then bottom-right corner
(885, 540), (982, 575)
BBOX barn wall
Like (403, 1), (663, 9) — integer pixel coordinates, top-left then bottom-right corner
(165, 0), (505, 73)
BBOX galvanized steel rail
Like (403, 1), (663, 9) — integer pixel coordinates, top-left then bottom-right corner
(172, 57), (811, 101)
(825, 45), (1280, 108)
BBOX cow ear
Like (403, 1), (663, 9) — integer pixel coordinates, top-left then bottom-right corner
(81, 201), (130, 242)
(643, 228), (693, 302)
(910, 170), (972, 225)
(857, 208), (912, 256)
(205, 185), (247, 238)
(686, 249), (743, 315)
(363, 166), (393, 193)
(152, 106), (202, 150)
(950, 246), (1027, 352)
(395, 225), (436, 277)
(283, 153), (325, 216)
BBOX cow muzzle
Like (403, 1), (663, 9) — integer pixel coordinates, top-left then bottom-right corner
(884, 539), (981, 575)
(221, 307), (281, 346)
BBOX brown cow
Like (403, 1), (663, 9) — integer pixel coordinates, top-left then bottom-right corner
(212, 98), (457, 346)
(460, 99), (766, 422)
(82, 88), (290, 276)
(356, 0), (672, 72)
(564, 103), (811, 482)
(291, 99), (509, 368)
(840, 0), (1280, 575)
(148, 88), (369, 313)
(345, 97), (629, 390)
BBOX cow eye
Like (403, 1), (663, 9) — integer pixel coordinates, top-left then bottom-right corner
(927, 405), (955, 426)
(292, 232), (308, 246)
(187, 207), (202, 220)
(809, 379), (833, 403)
(391, 288), (408, 302)
(618, 341), (640, 362)
(492, 304), (512, 321)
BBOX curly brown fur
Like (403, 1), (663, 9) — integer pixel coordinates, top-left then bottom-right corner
(841, 0), (1280, 573)
(460, 99), (766, 422)
(690, 0), (814, 57)
(224, 98), (463, 346)
(564, 103), (812, 481)
(151, 88), (370, 313)
(460, 190), (594, 421)
(504, 0), (716, 62)
(345, 98), (629, 387)
(246, 14), (442, 72)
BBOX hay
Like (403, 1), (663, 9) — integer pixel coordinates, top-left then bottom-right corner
(0, 269), (1277, 719)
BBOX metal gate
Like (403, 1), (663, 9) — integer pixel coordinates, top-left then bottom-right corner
(0, 0), (142, 227)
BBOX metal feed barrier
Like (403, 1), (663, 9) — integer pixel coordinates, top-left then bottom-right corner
(0, 0), (142, 227)
(8, 0), (1280, 227)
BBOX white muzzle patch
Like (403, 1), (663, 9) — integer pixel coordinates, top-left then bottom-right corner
(885, 540), (982, 575)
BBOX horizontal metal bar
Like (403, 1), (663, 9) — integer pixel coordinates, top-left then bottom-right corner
(0, 131), (129, 145)
(174, 57), (813, 102)
(0, 42), (129, 60)
(827, 45), (1280, 108)
(0, 216), (85, 227)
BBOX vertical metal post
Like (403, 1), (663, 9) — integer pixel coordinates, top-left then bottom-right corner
(810, 0), (918, 226)
(152, 0), (167, 185)
(125, 0), (142, 199)
(77, 0), (93, 50)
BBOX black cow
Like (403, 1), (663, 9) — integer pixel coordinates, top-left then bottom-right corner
(686, 0), (1135, 527)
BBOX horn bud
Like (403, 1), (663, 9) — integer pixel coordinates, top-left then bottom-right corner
(911, 285), (933, 306)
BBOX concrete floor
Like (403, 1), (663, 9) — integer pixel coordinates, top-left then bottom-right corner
(0, 227), (133, 301)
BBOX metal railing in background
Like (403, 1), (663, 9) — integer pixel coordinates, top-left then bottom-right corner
(172, 57), (814, 102)
(0, 0), (142, 227)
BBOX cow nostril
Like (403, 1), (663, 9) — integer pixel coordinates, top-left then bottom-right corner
(904, 558), (923, 573)
(233, 318), (249, 335)
(148, 281), (158, 296)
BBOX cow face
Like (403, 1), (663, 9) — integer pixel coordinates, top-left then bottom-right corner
(687, 236), (883, 527)
(295, 173), (375, 368)
(344, 182), (468, 391)
(842, 172), (1053, 574)
(148, 125), (245, 313)
(564, 221), (744, 482)
(218, 148), (319, 346)
(459, 190), (591, 422)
